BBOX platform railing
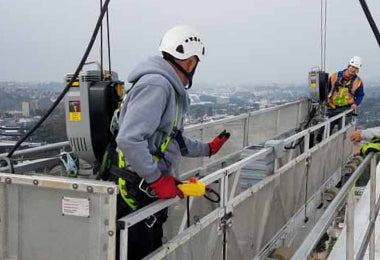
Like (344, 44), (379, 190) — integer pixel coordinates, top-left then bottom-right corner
(0, 99), (309, 176)
(292, 152), (379, 260)
(119, 108), (355, 260)
(0, 101), (355, 260)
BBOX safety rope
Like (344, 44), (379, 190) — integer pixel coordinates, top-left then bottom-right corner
(323, 0), (328, 71)
(304, 156), (311, 223)
(186, 185), (220, 228)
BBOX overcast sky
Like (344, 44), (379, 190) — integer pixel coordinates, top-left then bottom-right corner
(0, 0), (379, 85)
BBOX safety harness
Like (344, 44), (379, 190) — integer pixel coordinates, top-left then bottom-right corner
(327, 71), (362, 109)
(99, 79), (188, 209)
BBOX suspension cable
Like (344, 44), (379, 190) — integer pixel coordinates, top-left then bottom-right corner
(6, 0), (111, 161)
(100, 0), (104, 80)
(320, 0), (323, 71)
(323, 0), (328, 71)
(320, 0), (328, 71)
(358, 0), (380, 48)
(106, 8), (112, 75)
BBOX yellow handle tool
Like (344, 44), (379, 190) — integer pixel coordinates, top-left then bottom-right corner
(177, 177), (206, 197)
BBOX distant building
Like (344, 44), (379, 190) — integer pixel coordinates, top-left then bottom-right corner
(200, 95), (217, 103)
(189, 102), (214, 120)
(6, 110), (23, 119)
(29, 100), (40, 115)
(39, 97), (53, 111)
(259, 98), (268, 109)
(22, 102), (30, 117)
(189, 94), (201, 103)
(216, 96), (229, 105)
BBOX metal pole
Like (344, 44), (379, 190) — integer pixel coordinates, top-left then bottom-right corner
(200, 127), (205, 168)
(220, 172), (226, 208)
(224, 170), (229, 206)
(358, 0), (380, 48)
(276, 109), (281, 136)
(326, 122), (330, 139)
(120, 226), (128, 260)
(0, 141), (70, 158)
(243, 116), (249, 147)
(304, 131), (310, 152)
(296, 102), (301, 129)
(342, 113), (346, 129)
(346, 189), (355, 260)
(369, 154), (376, 260)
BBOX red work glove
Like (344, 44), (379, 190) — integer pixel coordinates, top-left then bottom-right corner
(149, 175), (184, 199)
(209, 130), (231, 156)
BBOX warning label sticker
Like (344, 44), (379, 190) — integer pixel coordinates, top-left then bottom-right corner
(62, 197), (90, 217)
(310, 72), (317, 88)
(69, 100), (81, 121)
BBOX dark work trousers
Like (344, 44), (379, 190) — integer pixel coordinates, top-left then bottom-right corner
(315, 107), (353, 144)
(326, 107), (353, 135)
(115, 184), (168, 260)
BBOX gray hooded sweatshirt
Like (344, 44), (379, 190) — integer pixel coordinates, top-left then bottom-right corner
(362, 127), (380, 141)
(116, 56), (210, 183)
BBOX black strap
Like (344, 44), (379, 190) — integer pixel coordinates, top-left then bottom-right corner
(108, 165), (141, 185)
(152, 128), (189, 160)
(204, 187), (221, 203)
(162, 52), (198, 89)
(174, 130), (189, 156)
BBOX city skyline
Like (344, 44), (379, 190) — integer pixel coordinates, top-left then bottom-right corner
(0, 0), (379, 84)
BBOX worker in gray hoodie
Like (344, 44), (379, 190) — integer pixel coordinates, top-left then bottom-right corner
(351, 127), (380, 142)
(114, 25), (230, 259)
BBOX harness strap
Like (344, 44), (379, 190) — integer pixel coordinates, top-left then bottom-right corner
(152, 92), (180, 161)
(115, 79), (188, 209)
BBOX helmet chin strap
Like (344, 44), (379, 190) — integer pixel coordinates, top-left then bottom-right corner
(163, 53), (198, 89)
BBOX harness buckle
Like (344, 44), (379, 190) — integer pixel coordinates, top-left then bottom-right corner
(153, 150), (165, 160)
(170, 127), (179, 138)
(138, 179), (157, 198)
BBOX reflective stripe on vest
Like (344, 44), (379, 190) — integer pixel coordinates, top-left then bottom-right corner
(328, 72), (362, 108)
(361, 137), (380, 156)
(118, 178), (137, 209)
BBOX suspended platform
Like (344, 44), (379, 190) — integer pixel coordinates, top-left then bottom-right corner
(0, 99), (365, 260)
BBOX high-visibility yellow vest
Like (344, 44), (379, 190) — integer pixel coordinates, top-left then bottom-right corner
(361, 137), (380, 156)
(327, 72), (362, 109)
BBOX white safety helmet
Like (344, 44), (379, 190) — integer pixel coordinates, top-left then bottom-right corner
(349, 56), (362, 69)
(159, 25), (205, 61)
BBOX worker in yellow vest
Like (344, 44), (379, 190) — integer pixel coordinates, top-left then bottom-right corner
(326, 56), (364, 131)
(351, 126), (380, 155)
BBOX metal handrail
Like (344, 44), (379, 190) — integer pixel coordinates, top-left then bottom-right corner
(119, 108), (355, 260)
(0, 141), (71, 158)
(184, 99), (308, 132)
(283, 108), (354, 145)
(355, 152), (378, 260)
(291, 152), (379, 260)
(0, 99), (308, 162)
